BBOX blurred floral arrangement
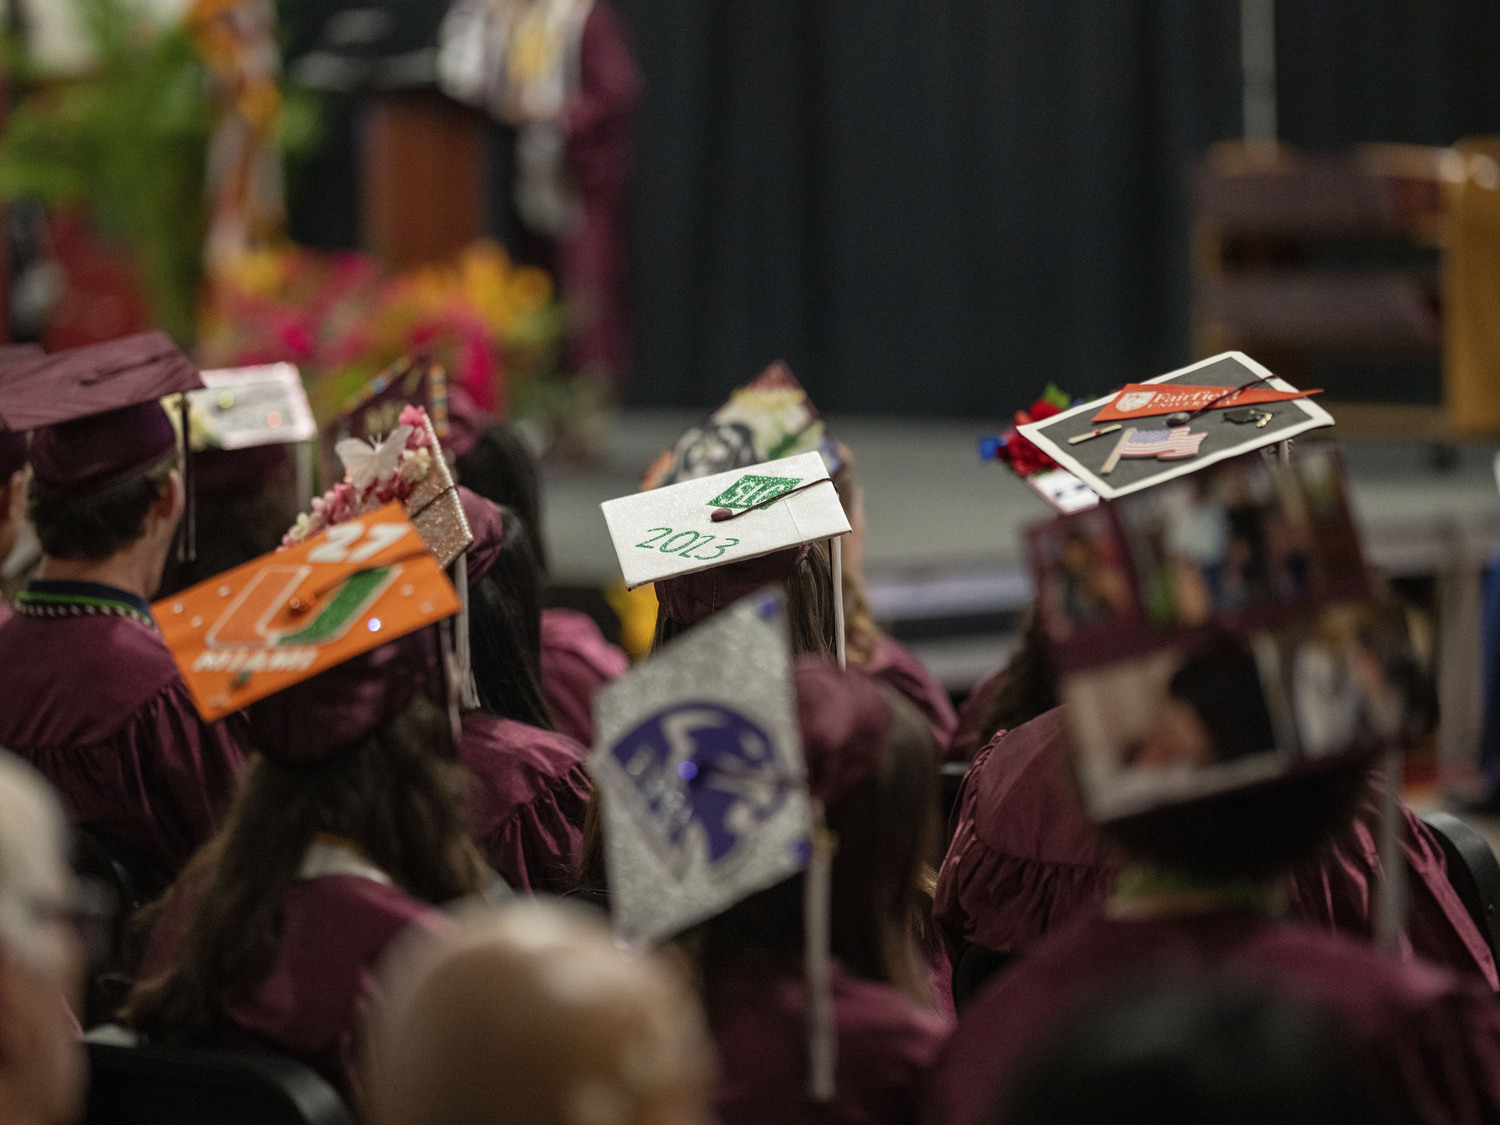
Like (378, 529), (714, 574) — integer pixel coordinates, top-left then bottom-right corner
(979, 384), (1073, 477)
(0, 0), (318, 343)
(199, 239), (565, 419)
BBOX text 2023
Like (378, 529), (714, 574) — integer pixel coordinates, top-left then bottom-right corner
(634, 528), (740, 560)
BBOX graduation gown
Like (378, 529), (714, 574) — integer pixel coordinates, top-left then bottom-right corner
(707, 948), (951, 1125)
(458, 710), (592, 894)
(928, 907), (1500, 1125)
(539, 607), (628, 748)
(863, 635), (958, 751)
(0, 582), (246, 876)
(139, 864), (444, 1099)
(933, 707), (1498, 988)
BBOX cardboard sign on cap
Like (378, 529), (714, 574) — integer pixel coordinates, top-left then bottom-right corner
(156, 503), (460, 722)
(1018, 352), (1334, 501)
(591, 589), (811, 944)
(601, 451), (850, 591)
(186, 363), (317, 451)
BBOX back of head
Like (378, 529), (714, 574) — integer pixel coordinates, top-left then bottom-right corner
(996, 971), (1390, 1125)
(365, 901), (714, 1125)
(465, 504), (552, 727)
(0, 752), (85, 1125)
(456, 422), (547, 572)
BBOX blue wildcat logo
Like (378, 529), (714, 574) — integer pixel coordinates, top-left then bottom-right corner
(610, 702), (789, 878)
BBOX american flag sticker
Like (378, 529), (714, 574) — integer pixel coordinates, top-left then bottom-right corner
(1119, 428), (1206, 460)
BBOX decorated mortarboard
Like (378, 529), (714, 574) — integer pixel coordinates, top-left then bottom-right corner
(286, 404), (473, 568)
(319, 355), (449, 485)
(601, 451), (850, 592)
(1024, 446), (1429, 823)
(591, 590), (811, 944)
(1016, 352), (1333, 502)
(640, 362), (845, 491)
(185, 363), (317, 452)
(155, 501), (461, 722)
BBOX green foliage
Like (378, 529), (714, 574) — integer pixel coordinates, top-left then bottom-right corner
(0, 0), (211, 341)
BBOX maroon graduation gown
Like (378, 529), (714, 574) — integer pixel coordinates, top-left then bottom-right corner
(539, 607), (628, 747)
(929, 908), (1500, 1125)
(707, 948), (951, 1125)
(458, 711), (592, 894)
(863, 635), (958, 751)
(0, 605), (246, 875)
(138, 872), (445, 1099)
(933, 707), (1498, 987)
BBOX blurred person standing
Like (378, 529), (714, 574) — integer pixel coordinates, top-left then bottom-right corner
(438, 0), (641, 389)
(0, 751), (88, 1125)
(0, 335), (247, 882)
(364, 900), (714, 1125)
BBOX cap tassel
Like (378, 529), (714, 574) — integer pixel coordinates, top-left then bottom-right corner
(177, 393), (196, 563)
(455, 554), (481, 711)
(804, 802), (837, 1101)
(831, 537), (846, 670)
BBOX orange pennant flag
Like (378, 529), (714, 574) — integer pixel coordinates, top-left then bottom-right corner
(154, 502), (460, 721)
(1092, 383), (1321, 424)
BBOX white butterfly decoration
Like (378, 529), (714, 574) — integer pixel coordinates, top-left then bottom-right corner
(336, 425), (413, 491)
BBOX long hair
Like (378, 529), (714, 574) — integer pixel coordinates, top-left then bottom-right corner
(700, 690), (939, 1003)
(124, 695), (488, 1040)
(651, 541), (838, 659)
(467, 506), (553, 729)
(456, 423), (547, 574)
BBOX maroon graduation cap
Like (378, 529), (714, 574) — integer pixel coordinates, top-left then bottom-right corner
(0, 332), (204, 554)
(0, 343), (44, 478)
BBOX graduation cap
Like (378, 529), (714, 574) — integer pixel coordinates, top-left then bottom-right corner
(640, 361), (845, 491)
(1016, 352), (1334, 502)
(1024, 446), (1426, 825)
(0, 345), (47, 477)
(590, 591), (839, 1099)
(189, 363), (317, 452)
(602, 450), (852, 660)
(155, 501), (461, 725)
(0, 332), (202, 494)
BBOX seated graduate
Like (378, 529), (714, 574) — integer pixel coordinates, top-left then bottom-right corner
(829, 441), (958, 748)
(699, 659), (950, 1125)
(946, 610), (1057, 764)
(991, 971), (1387, 1125)
(0, 334), (246, 881)
(455, 487), (593, 894)
(0, 751), (88, 1125)
(450, 387), (629, 747)
(933, 604), (1498, 1000)
(363, 900), (714, 1125)
(930, 454), (1500, 1125)
(125, 627), (489, 1099)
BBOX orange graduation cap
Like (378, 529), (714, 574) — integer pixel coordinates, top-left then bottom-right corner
(154, 501), (461, 722)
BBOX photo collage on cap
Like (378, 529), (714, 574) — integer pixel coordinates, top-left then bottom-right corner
(1027, 447), (1427, 821)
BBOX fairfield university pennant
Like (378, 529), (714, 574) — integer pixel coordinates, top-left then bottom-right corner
(1091, 382), (1321, 424)
(155, 502), (460, 721)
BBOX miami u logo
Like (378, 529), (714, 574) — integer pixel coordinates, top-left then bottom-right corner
(205, 564), (400, 648)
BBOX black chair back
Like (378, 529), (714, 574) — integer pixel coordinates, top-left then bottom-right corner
(86, 1041), (353, 1125)
(1421, 811), (1500, 973)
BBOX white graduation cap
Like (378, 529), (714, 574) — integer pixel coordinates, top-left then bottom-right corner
(602, 450), (851, 591)
(187, 363), (317, 451)
(1019, 352), (1334, 501)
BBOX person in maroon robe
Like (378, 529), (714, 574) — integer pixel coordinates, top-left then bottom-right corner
(946, 610), (1057, 764)
(929, 731), (1500, 1125)
(934, 707), (1499, 1004)
(831, 445), (958, 749)
(454, 411), (630, 747)
(456, 488), (591, 893)
(699, 659), (950, 1125)
(0, 335), (246, 880)
(363, 901), (715, 1125)
(127, 630), (490, 1101)
(0, 428), (28, 628)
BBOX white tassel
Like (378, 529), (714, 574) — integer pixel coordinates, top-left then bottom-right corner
(831, 537), (846, 670)
(804, 801), (836, 1101)
(456, 554), (481, 711)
